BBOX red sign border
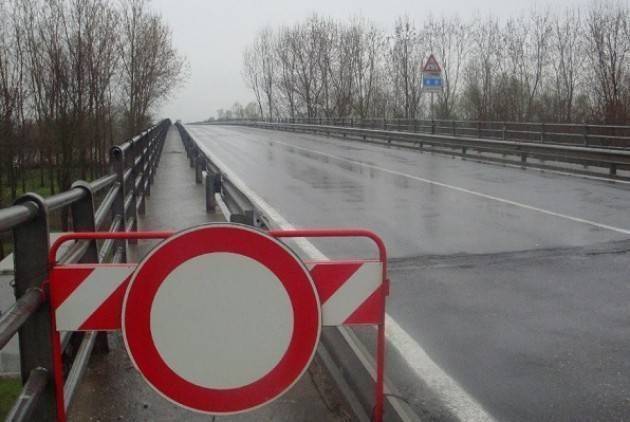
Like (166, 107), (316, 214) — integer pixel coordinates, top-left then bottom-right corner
(422, 54), (442, 74)
(121, 223), (321, 415)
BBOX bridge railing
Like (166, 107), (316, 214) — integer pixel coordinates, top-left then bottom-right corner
(247, 117), (630, 150)
(0, 119), (170, 421)
(210, 120), (630, 180)
(175, 123), (263, 227)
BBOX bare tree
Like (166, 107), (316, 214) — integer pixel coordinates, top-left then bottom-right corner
(587, 2), (629, 123)
(239, 1), (630, 124)
(120, 0), (186, 135)
(551, 9), (583, 121)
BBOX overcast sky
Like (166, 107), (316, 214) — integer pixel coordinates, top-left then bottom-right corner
(151, 0), (590, 122)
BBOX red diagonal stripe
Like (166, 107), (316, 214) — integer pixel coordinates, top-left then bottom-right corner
(344, 284), (385, 325)
(50, 267), (94, 310)
(78, 276), (131, 331)
(309, 262), (362, 303)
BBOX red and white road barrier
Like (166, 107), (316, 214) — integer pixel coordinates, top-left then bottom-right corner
(47, 224), (389, 421)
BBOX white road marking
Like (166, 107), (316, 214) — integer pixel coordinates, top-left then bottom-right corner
(264, 138), (630, 236)
(188, 126), (495, 422)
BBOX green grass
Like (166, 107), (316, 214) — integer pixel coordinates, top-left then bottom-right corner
(1, 168), (61, 204)
(0, 377), (22, 419)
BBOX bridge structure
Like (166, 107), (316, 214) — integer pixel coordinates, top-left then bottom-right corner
(0, 117), (629, 421)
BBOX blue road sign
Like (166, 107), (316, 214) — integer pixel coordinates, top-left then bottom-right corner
(422, 74), (443, 91)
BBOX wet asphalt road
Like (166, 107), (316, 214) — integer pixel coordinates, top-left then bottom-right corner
(186, 124), (630, 421)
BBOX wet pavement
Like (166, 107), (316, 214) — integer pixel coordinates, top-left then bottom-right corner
(186, 124), (630, 421)
(68, 127), (352, 422)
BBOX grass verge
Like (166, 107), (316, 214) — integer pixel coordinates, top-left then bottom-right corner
(0, 376), (21, 419)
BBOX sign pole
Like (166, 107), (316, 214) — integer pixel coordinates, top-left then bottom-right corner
(422, 54), (443, 120)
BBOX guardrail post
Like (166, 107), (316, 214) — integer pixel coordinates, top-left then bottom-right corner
(431, 119), (436, 135)
(137, 137), (147, 215)
(540, 123), (545, 143)
(70, 181), (109, 353)
(205, 172), (218, 212)
(502, 122), (507, 140)
(610, 163), (617, 177)
(156, 124), (168, 168)
(452, 120), (457, 136)
(230, 210), (255, 226)
(195, 156), (203, 184)
(12, 193), (57, 421)
(583, 124), (590, 146)
(128, 140), (139, 244)
(521, 152), (527, 164)
(477, 121), (481, 138)
(190, 147), (197, 168)
(145, 133), (156, 198)
(110, 147), (127, 262)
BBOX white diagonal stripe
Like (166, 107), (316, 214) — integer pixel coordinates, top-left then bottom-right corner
(322, 262), (382, 325)
(56, 266), (134, 331)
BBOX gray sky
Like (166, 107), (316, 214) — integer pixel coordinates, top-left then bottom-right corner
(152, 0), (588, 122)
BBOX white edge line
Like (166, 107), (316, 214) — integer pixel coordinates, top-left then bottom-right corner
(268, 138), (630, 236)
(186, 125), (496, 422)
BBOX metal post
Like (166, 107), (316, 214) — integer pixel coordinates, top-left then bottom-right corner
(139, 132), (152, 214)
(110, 147), (127, 262)
(540, 123), (545, 143)
(70, 181), (109, 353)
(431, 119), (436, 135)
(12, 193), (59, 421)
(230, 210), (255, 226)
(190, 147), (196, 168)
(452, 120), (457, 136)
(195, 156), (203, 184)
(502, 122), (507, 140)
(583, 124), (589, 147)
(205, 172), (217, 212)
(128, 141), (139, 243)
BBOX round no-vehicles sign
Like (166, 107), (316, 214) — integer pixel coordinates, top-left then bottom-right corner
(122, 224), (321, 414)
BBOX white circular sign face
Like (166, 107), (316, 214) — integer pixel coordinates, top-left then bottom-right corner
(150, 252), (294, 389)
(122, 224), (321, 415)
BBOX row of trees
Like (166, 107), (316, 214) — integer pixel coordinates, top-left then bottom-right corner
(213, 102), (262, 121)
(241, 1), (630, 125)
(0, 0), (185, 207)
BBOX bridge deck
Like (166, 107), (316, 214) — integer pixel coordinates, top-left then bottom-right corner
(185, 124), (630, 421)
(67, 126), (350, 421)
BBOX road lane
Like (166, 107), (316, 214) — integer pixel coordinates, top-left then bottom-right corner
(187, 125), (629, 257)
(186, 124), (630, 421)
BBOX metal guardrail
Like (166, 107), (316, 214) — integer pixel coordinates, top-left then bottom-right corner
(226, 117), (630, 149)
(213, 120), (630, 180)
(175, 123), (261, 227)
(0, 119), (171, 421)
